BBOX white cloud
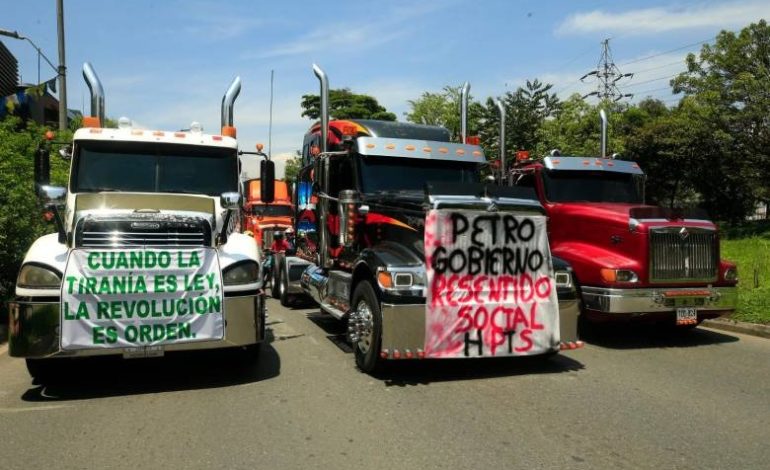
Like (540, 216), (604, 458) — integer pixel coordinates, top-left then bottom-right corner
(557, 1), (770, 35)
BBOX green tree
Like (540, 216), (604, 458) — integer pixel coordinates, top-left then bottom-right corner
(283, 152), (302, 184)
(671, 19), (770, 221)
(0, 116), (70, 312)
(301, 88), (396, 121)
(479, 79), (560, 163)
(405, 85), (485, 141)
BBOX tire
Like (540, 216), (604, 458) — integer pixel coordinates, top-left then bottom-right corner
(25, 358), (59, 384)
(350, 281), (383, 374)
(279, 270), (291, 307)
(271, 261), (281, 299)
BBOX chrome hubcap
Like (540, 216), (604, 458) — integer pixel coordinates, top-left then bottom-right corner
(348, 300), (374, 353)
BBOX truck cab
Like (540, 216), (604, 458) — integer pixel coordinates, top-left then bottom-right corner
(509, 154), (738, 326)
(243, 179), (294, 248)
(9, 64), (265, 381)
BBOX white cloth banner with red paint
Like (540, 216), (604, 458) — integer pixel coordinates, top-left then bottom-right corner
(424, 210), (560, 358)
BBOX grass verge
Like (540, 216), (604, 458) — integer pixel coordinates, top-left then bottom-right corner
(721, 221), (770, 324)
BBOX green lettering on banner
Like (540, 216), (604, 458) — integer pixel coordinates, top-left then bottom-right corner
(76, 302), (90, 320)
(96, 302), (109, 319)
(87, 252), (101, 269)
(106, 326), (118, 344)
(65, 276), (77, 294)
(93, 326), (105, 344)
(167, 323), (177, 340)
(178, 322), (192, 339)
(139, 325), (152, 343)
(154, 275), (166, 293)
(157, 251), (171, 268)
(63, 302), (75, 320)
(125, 325), (137, 342)
(153, 324), (165, 341)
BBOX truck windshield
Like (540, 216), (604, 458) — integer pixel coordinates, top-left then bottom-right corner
(359, 157), (478, 193)
(252, 205), (293, 217)
(543, 170), (644, 203)
(72, 140), (238, 196)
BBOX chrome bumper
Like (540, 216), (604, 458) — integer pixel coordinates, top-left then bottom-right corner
(581, 286), (738, 314)
(379, 297), (581, 356)
(8, 294), (265, 359)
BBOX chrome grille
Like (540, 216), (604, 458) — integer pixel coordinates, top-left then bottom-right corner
(649, 228), (718, 282)
(75, 215), (211, 248)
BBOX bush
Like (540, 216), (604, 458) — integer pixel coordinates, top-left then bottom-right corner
(0, 116), (70, 320)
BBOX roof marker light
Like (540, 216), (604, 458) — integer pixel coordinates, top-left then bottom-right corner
(153, 131), (164, 137)
(212, 135), (223, 141)
(473, 150), (482, 157)
(423, 147), (432, 153)
(174, 132), (186, 138)
(438, 147), (449, 154)
(131, 129), (143, 136)
(456, 149), (466, 156)
(385, 143), (396, 150)
(405, 145), (415, 151)
(366, 143), (375, 149)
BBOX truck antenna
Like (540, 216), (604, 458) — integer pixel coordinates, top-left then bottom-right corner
(268, 69), (274, 159)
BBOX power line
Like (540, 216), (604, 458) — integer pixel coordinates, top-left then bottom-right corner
(626, 59), (686, 75)
(623, 72), (681, 89)
(631, 85), (673, 96)
(619, 37), (714, 66)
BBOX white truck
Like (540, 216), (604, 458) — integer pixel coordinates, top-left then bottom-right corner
(8, 63), (267, 382)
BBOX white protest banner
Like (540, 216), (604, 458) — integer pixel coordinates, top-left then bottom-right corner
(60, 248), (224, 350)
(424, 210), (560, 358)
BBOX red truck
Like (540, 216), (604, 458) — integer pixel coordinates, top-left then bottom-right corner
(505, 113), (738, 328)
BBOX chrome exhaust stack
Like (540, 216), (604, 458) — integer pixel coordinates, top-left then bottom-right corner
(313, 64), (329, 153)
(221, 76), (241, 136)
(600, 108), (608, 158)
(495, 98), (506, 182)
(82, 62), (105, 126)
(460, 81), (470, 143)
(312, 64), (331, 268)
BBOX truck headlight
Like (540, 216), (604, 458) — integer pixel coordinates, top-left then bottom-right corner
(376, 268), (425, 293)
(17, 264), (62, 288)
(223, 261), (259, 285)
(600, 268), (639, 283)
(554, 270), (573, 289)
(723, 266), (738, 282)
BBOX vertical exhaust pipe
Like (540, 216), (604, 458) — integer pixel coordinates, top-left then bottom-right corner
(312, 64), (331, 268)
(460, 81), (470, 143)
(82, 62), (105, 126)
(221, 76), (241, 137)
(599, 108), (607, 158)
(313, 64), (329, 153)
(495, 99), (506, 182)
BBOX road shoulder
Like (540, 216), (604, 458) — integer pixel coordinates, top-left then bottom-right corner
(702, 317), (770, 339)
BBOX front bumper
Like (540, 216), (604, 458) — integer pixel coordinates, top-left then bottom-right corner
(8, 294), (266, 359)
(379, 296), (581, 357)
(581, 286), (737, 317)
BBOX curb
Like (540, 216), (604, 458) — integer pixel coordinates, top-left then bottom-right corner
(702, 318), (770, 339)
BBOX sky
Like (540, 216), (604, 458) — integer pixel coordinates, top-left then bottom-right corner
(3, 0), (769, 176)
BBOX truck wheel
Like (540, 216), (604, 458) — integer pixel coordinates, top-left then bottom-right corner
(279, 271), (291, 307)
(271, 262), (282, 299)
(25, 358), (59, 384)
(350, 281), (383, 374)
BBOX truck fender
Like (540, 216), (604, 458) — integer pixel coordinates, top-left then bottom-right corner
(16, 233), (68, 298)
(552, 241), (640, 287)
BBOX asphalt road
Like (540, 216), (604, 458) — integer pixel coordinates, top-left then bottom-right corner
(1, 299), (768, 469)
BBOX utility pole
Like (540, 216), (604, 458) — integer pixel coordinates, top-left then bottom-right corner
(580, 38), (633, 102)
(56, 0), (67, 131)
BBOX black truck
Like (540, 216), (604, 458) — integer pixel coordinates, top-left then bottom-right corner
(273, 65), (581, 373)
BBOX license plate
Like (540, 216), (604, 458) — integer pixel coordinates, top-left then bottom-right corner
(676, 308), (698, 325)
(123, 346), (165, 359)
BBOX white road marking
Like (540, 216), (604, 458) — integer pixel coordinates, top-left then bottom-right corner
(0, 404), (73, 413)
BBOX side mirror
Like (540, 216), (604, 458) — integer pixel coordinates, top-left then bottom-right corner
(41, 185), (66, 206)
(220, 192), (241, 210)
(261, 160), (275, 203)
(58, 145), (73, 160)
(34, 142), (51, 194)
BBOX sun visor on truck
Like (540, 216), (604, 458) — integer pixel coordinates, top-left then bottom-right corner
(425, 182), (536, 200)
(76, 193), (215, 215)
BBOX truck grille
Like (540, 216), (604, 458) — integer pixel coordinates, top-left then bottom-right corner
(649, 228), (718, 282)
(75, 214), (211, 248)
